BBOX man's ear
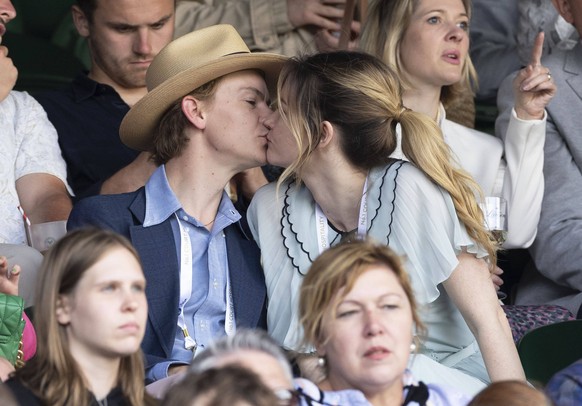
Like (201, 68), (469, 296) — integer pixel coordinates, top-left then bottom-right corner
(553, 0), (574, 24)
(182, 95), (207, 130)
(71, 5), (90, 38)
(318, 121), (335, 149)
(55, 295), (72, 326)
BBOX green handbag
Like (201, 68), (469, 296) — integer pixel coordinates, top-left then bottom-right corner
(0, 294), (26, 365)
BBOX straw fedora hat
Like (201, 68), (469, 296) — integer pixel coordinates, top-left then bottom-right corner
(120, 24), (287, 151)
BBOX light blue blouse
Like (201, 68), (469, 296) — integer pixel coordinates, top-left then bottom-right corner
(248, 161), (490, 394)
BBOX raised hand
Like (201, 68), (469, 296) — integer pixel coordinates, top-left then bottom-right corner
(513, 32), (556, 120)
(314, 19), (361, 51)
(287, 0), (346, 32)
(0, 256), (20, 297)
(491, 265), (504, 292)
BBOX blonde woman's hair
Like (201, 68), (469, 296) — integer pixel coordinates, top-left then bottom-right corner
(299, 239), (425, 347)
(277, 51), (496, 264)
(15, 228), (155, 406)
(359, 0), (477, 108)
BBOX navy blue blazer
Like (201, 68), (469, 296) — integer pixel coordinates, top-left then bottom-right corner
(68, 188), (267, 371)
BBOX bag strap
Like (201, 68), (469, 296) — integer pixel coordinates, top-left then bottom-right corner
(338, 0), (368, 50)
(15, 340), (25, 369)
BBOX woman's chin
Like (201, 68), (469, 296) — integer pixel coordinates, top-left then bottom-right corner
(266, 154), (291, 169)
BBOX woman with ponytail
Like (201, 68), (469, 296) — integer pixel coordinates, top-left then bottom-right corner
(248, 51), (524, 396)
(360, 0), (555, 249)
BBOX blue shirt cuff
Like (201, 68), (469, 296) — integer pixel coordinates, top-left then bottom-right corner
(146, 361), (188, 382)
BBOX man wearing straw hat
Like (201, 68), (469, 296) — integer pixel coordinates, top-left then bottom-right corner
(68, 24), (287, 382)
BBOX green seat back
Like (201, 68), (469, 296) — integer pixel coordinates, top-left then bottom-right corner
(14, 0), (75, 39)
(517, 320), (582, 386)
(3, 32), (84, 95)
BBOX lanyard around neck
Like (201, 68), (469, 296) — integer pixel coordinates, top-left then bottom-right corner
(314, 176), (368, 255)
(175, 214), (235, 354)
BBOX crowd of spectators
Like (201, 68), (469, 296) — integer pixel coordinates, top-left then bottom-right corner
(1, 0), (582, 404)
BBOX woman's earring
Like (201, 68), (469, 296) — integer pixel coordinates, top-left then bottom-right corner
(317, 356), (326, 367)
(410, 342), (417, 353)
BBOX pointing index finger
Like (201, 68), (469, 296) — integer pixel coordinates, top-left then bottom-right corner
(530, 31), (544, 67)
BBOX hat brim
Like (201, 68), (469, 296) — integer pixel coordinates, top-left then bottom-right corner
(120, 52), (287, 151)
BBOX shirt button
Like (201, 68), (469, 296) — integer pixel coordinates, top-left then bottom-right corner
(182, 215), (188, 221)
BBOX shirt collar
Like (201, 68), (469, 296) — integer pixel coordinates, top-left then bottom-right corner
(144, 165), (182, 227)
(143, 165), (241, 227)
(71, 72), (122, 103)
(437, 102), (446, 126)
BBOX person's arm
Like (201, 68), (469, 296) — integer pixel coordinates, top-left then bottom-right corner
(495, 76), (546, 248)
(494, 33), (553, 248)
(443, 253), (525, 381)
(100, 152), (157, 195)
(15, 174), (71, 224)
(13, 93), (73, 221)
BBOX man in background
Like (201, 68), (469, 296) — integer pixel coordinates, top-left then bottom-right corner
(35, 0), (174, 200)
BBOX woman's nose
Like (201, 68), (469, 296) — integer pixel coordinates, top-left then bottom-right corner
(446, 24), (466, 42)
(364, 310), (385, 337)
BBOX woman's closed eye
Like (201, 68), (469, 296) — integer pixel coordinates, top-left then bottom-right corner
(380, 303), (400, 310)
(336, 305), (361, 318)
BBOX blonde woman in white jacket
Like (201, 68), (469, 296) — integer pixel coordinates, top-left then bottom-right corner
(361, 0), (555, 249)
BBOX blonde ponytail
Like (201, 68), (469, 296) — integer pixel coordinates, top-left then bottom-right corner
(399, 109), (497, 265)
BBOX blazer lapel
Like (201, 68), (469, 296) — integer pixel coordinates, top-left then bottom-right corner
(225, 224), (266, 329)
(564, 43), (582, 102)
(129, 196), (180, 357)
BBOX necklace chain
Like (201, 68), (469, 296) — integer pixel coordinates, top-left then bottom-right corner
(201, 218), (215, 228)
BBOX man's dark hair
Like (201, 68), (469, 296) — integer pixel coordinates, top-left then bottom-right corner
(76, 0), (176, 23)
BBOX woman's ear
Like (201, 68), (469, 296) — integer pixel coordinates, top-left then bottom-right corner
(314, 329), (327, 357)
(317, 121), (336, 149)
(182, 95), (207, 130)
(315, 343), (326, 358)
(55, 295), (72, 326)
